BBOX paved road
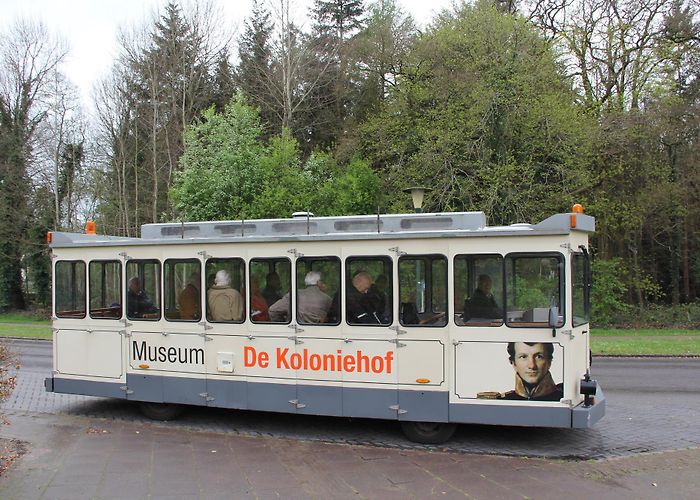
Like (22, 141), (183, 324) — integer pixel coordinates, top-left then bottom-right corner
(3, 339), (700, 460)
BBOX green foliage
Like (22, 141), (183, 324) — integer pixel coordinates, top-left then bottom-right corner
(171, 96), (266, 221)
(591, 258), (631, 326)
(171, 97), (382, 221)
(361, 1), (594, 222)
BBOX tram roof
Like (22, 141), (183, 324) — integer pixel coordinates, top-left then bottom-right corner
(48, 211), (595, 248)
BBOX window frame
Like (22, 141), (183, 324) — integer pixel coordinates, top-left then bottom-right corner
(504, 252), (566, 329)
(55, 260), (87, 319)
(295, 256), (341, 326)
(452, 253), (505, 327)
(249, 257), (292, 325)
(571, 249), (591, 327)
(88, 260), (122, 320)
(345, 255), (393, 327)
(164, 258), (201, 323)
(398, 253), (448, 328)
(205, 257), (246, 324)
(125, 259), (162, 322)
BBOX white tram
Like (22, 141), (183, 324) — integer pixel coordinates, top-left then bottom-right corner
(45, 207), (604, 443)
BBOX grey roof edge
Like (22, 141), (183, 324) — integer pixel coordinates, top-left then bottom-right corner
(534, 213), (595, 233)
(50, 232), (140, 246)
(48, 211), (595, 249)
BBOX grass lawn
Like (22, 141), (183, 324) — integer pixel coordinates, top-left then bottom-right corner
(0, 324), (52, 340)
(592, 337), (700, 356)
(592, 328), (700, 337)
(0, 312), (50, 325)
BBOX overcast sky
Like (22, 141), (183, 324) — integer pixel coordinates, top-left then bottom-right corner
(0, 0), (454, 106)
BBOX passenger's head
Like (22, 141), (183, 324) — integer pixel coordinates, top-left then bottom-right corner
(507, 342), (554, 386)
(477, 274), (492, 294)
(352, 271), (372, 294)
(266, 272), (281, 290)
(304, 271), (322, 287)
(214, 270), (231, 287)
(128, 277), (141, 293)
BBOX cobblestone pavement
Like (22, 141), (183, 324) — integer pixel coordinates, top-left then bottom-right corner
(3, 354), (700, 460)
(2, 410), (698, 500)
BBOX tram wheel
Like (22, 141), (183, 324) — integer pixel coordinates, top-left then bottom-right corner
(138, 402), (184, 421)
(400, 421), (457, 444)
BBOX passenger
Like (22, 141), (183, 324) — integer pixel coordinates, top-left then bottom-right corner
(462, 274), (501, 321)
(262, 271), (282, 309)
(367, 274), (390, 323)
(250, 275), (270, 322)
(178, 271), (201, 320)
(126, 277), (158, 318)
(268, 271), (332, 323)
(346, 271), (381, 324)
(207, 270), (244, 321)
(502, 342), (563, 401)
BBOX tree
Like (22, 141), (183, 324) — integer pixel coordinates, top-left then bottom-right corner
(171, 96), (267, 221)
(361, 1), (593, 222)
(303, 0), (366, 148)
(95, 1), (228, 236)
(171, 95), (382, 221)
(0, 19), (67, 311)
(236, 0), (277, 134)
(526, 0), (674, 112)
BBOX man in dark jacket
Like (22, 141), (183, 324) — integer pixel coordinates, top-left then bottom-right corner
(462, 274), (501, 321)
(346, 271), (382, 324)
(126, 277), (158, 318)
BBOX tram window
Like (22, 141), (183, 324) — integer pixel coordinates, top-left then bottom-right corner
(505, 254), (564, 327)
(572, 253), (590, 327)
(126, 260), (161, 320)
(89, 261), (121, 319)
(345, 257), (392, 326)
(453, 255), (504, 326)
(295, 257), (340, 325)
(250, 258), (291, 323)
(164, 259), (201, 321)
(55, 261), (86, 318)
(205, 258), (245, 323)
(399, 255), (447, 327)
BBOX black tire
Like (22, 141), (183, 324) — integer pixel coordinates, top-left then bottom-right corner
(400, 421), (457, 444)
(138, 402), (184, 421)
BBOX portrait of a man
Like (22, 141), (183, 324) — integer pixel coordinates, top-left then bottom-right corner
(502, 342), (563, 401)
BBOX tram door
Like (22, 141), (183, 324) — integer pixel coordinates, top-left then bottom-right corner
(293, 256), (344, 416)
(127, 257), (206, 405)
(396, 254), (449, 422)
(54, 259), (124, 381)
(341, 254), (399, 420)
(244, 256), (298, 413)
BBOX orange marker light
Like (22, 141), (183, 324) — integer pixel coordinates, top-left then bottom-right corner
(570, 214), (577, 228)
(86, 220), (96, 235)
(416, 378), (430, 384)
(46, 231), (53, 243)
(572, 203), (584, 214)
(139, 364), (150, 369)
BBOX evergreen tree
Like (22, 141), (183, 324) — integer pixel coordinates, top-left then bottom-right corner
(236, 0), (277, 136)
(303, 0), (366, 149)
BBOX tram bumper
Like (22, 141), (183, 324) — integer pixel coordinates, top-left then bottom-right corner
(572, 385), (605, 428)
(44, 376), (54, 392)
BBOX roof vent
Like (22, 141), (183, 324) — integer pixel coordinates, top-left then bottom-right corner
(292, 211), (314, 218)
